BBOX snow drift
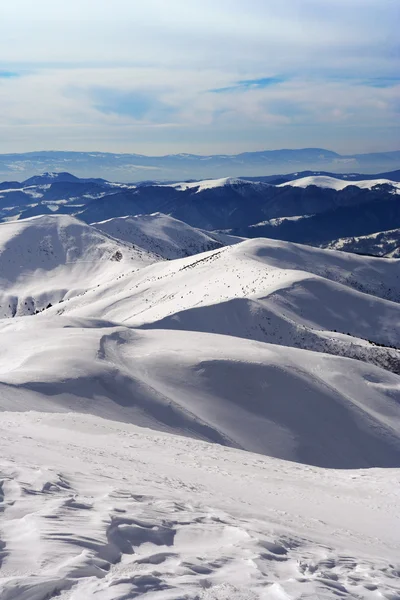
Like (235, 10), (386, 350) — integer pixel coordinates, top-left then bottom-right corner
(0, 317), (399, 469)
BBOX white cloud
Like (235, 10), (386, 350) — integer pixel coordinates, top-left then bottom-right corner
(0, 1), (399, 153)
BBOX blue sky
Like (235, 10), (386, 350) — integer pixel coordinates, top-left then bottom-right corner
(0, 0), (399, 154)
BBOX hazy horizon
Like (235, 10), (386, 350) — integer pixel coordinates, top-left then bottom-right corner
(0, 145), (399, 158)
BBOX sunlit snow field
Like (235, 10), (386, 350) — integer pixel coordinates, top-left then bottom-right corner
(0, 205), (399, 599)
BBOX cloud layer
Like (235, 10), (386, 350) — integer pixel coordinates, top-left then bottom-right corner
(1, 0), (399, 154)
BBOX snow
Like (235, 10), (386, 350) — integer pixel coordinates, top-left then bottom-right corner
(50, 237), (400, 372)
(250, 215), (313, 228)
(0, 317), (399, 467)
(279, 175), (400, 191)
(1, 211), (400, 598)
(163, 174), (399, 196)
(0, 214), (160, 318)
(325, 229), (400, 258)
(92, 213), (228, 260)
(1, 412), (399, 599)
(166, 177), (268, 193)
(16, 186), (47, 200)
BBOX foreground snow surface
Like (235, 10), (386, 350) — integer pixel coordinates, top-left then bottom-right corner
(1, 412), (399, 600)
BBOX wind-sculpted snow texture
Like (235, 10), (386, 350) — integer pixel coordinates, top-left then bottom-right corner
(0, 202), (400, 598)
(0, 413), (399, 599)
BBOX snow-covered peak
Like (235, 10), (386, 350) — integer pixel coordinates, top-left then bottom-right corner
(93, 212), (228, 259)
(279, 175), (400, 191)
(0, 214), (160, 317)
(22, 172), (81, 186)
(167, 177), (270, 193)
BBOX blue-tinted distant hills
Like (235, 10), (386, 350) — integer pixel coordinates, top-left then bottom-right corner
(0, 148), (399, 182)
(1, 169), (400, 254)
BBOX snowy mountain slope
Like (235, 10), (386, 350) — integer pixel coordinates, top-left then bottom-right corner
(0, 175), (130, 225)
(325, 229), (400, 258)
(0, 189), (35, 209)
(243, 168), (400, 184)
(0, 179), (109, 207)
(75, 188), (167, 226)
(0, 214), (160, 317)
(92, 213), (230, 260)
(2, 172), (400, 251)
(157, 177), (399, 230)
(140, 284), (400, 374)
(46, 237), (400, 374)
(77, 178), (272, 230)
(76, 176), (400, 234)
(167, 176), (271, 193)
(279, 175), (400, 192)
(22, 171), (109, 186)
(54, 237), (400, 321)
(236, 195), (400, 246)
(0, 317), (399, 468)
(1, 411), (399, 600)
(205, 229), (246, 246)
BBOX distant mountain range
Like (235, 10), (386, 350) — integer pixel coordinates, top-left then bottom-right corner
(1, 148), (399, 181)
(324, 229), (400, 258)
(1, 169), (400, 256)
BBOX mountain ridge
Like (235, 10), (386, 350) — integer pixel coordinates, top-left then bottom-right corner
(2, 170), (400, 252)
(1, 148), (399, 182)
